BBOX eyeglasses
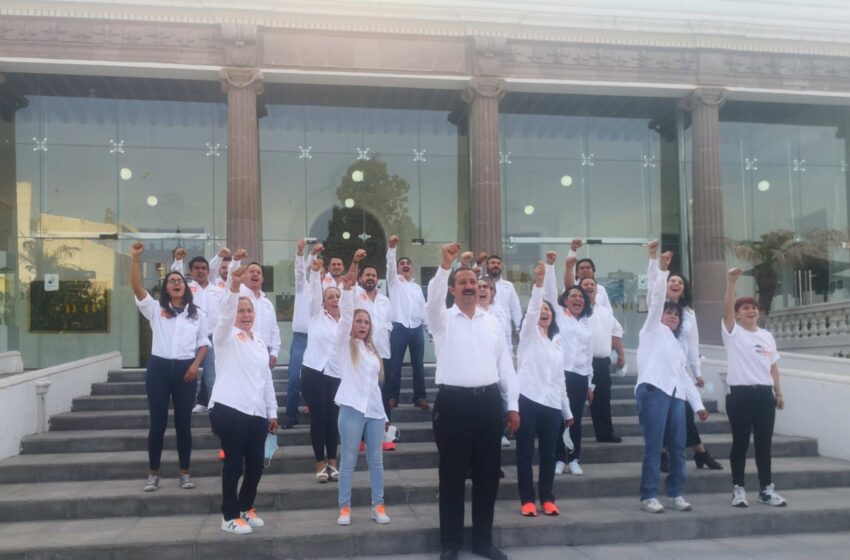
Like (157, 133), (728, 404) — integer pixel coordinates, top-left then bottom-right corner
(166, 278), (185, 285)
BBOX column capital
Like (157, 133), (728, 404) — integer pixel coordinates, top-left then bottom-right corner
(681, 87), (727, 111)
(220, 68), (264, 96)
(461, 78), (507, 104)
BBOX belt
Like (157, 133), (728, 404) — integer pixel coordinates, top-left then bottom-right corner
(730, 384), (773, 390)
(438, 383), (498, 395)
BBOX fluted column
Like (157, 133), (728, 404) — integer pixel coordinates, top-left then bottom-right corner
(461, 78), (506, 256)
(684, 87), (727, 344)
(220, 68), (264, 261)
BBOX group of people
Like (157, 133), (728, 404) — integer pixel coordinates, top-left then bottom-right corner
(131, 235), (787, 557)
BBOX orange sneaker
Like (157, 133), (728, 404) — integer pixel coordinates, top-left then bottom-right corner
(371, 503), (391, 524)
(337, 506), (351, 526)
(542, 501), (560, 516)
(521, 502), (537, 517)
(382, 441), (396, 451)
(218, 448), (226, 460)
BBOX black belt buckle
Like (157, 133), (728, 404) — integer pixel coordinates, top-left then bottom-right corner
(471, 386), (487, 396)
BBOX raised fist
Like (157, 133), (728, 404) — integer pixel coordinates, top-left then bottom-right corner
(728, 268), (743, 281)
(388, 235), (399, 249)
(233, 248), (247, 261)
(174, 247), (186, 261)
(311, 257), (324, 272)
(218, 246), (231, 258)
(546, 251), (557, 265)
(570, 239), (583, 252)
(296, 239), (306, 255)
(353, 249), (367, 263)
(132, 242), (145, 258)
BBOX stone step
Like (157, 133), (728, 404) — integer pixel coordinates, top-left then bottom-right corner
(1, 486), (849, 559)
(1, 457), (847, 524)
(69, 393), (715, 416)
(0, 434), (818, 483)
(26, 415), (734, 454)
(106, 366), (439, 383)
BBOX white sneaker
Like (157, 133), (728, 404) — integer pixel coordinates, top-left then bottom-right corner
(567, 460), (584, 475)
(758, 483), (788, 507)
(667, 495), (692, 511)
(240, 508), (265, 528)
(555, 461), (566, 475)
(732, 485), (749, 507)
(221, 517), (252, 534)
(501, 436), (511, 448)
(371, 504), (391, 524)
(192, 404), (208, 414)
(337, 506), (351, 526)
(641, 498), (665, 513)
(179, 474), (195, 490)
(143, 474), (159, 492)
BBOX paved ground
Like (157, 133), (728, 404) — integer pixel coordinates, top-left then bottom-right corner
(330, 531), (850, 560)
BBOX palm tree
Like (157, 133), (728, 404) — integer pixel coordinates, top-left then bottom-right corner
(726, 228), (847, 315)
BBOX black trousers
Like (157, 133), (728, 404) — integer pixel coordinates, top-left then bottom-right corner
(590, 357), (615, 440)
(726, 385), (776, 488)
(556, 371), (588, 463)
(433, 385), (503, 551)
(209, 403), (268, 521)
(145, 356), (197, 471)
(515, 395), (561, 505)
(300, 366), (341, 462)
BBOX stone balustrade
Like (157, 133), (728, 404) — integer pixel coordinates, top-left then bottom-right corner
(764, 300), (850, 355)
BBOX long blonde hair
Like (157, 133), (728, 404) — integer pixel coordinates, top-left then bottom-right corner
(350, 308), (385, 384)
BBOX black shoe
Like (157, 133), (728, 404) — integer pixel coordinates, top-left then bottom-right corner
(596, 435), (622, 443)
(281, 418), (298, 430)
(660, 451), (669, 473)
(695, 450), (723, 470)
(472, 544), (508, 560)
(440, 548), (459, 560)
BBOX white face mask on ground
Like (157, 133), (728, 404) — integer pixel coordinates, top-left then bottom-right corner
(264, 433), (279, 467)
(384, 425), (401, 443)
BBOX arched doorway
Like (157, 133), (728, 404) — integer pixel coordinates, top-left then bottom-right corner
(309, 206), (387, 277)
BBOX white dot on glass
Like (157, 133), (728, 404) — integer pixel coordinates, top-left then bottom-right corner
(351, 170), (364, 182)
(524, 205), (535, 215)
(120, 167), (132, 181)
(342, 231), (351, 240)
(560, 175), (573, 187)
(757, 180), (770, 192)
(344, 198), (355, 208)
(146, 195), (158, 207)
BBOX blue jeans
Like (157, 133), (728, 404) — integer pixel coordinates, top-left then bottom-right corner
(337, 404), (385, 508)
(636, 382), (686, 500)
(145, 355), (197, 471)
(285, 332), (308, 421)
(196, 344), (216, 407)
(387, 323), (426, 403)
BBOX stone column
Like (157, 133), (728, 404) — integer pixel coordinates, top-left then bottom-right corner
(684, 88), (727, 344)
(461, 78), (506, 256)
(220, 68), (264, 261)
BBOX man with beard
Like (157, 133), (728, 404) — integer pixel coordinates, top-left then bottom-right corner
(566, 239), (611, 309)
(428, 242), (519, 560)
(385, 235), (429, 410)
(485, 255), (522, 349)
(324, 256), (346, 287)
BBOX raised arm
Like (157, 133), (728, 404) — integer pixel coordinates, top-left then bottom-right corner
(564, 255), (577, 292)
(646, 251), (671, 329)
(646, 240), (659, 304)
(543, 251), (559, 305)
(294, 239), (308, 295)
(723, 268), (742, 334)
(336, 249), (365, 346)
(426, 243), (459, 337)
(130, 242), (148, 301)
(171, 247), (186, 274)
(208, 246), (229, 281)
(564, 238), (581, 290)
(308, 257), (324, 317)
(386, 235), (399, 290)
(214, 266), (245, 347)
(521, 262), (545, 340)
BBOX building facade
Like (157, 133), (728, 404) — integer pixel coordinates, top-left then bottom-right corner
(1, 0), (849, 368)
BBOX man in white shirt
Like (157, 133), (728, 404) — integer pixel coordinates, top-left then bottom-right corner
(238, 260), (282, 371)
(324, 256), (345, 287)
(484, 255), (522, 347)
(427, 243), (519, 560)
(385, 235), (429, 410)
(566, 239), (612, 309)
(171, 248), (224, 413)
(208, 247), (233, 290)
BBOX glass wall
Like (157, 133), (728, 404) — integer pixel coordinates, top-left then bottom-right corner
(2, 74), (226, 367)
(258, 86), (467, 362)
(499, 94), (677, 346)
(684, 102), (850, 314)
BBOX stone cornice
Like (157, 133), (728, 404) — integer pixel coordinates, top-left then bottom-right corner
(4, 1), (850, 59)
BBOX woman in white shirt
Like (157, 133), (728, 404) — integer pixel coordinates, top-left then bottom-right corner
(334, 250), (391, 526)
(647, 245), (723, 471)
(130, 242), (209, 493)
(515, 262), (572, 517)
(543, 255), (593, 476)
(723, 268), (787, 508)
(208, 266), (278, 535)
(302, 256), (343, 483)
(636, 246), (708, 514)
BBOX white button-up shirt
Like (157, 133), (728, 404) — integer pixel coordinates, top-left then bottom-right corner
(493, 277), (522, 334)
(517, 286), (572, 420)
(386, 246), (426, 328)
(237, 284), (281, 359)
(484, 303), (512, 349)
(426, 266), (519, 412)
(209, 291), (278, 419)
(169, 258), (223, 335)
(567, 249), (611, 309)
(544, 263), (593, 380)
(585, 303), (624, 358)
(334, 289), (387, 420)
(636, 263), (704, 411)
(301, 269), (341, 378)
(354, 286), (392, 359)
(135, 293), (210, 360)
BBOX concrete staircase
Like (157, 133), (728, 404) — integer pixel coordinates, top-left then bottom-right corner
(2, 366), (850, 559)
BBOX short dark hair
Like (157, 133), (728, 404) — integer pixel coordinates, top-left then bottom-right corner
(664, 300), (685, 338)
(188, 256), (209, 269)
(247, 261), (263, 271)
(734, 296), (759, 313)
(486, 255), (502, 263)
(329, 256), (345, 266)
(576, 258), (596, 273)
(448, 266), (475, 287)
(359, 265), (379, 278)
(558, 286), (593, 319)
(397, 256), (412, 265)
